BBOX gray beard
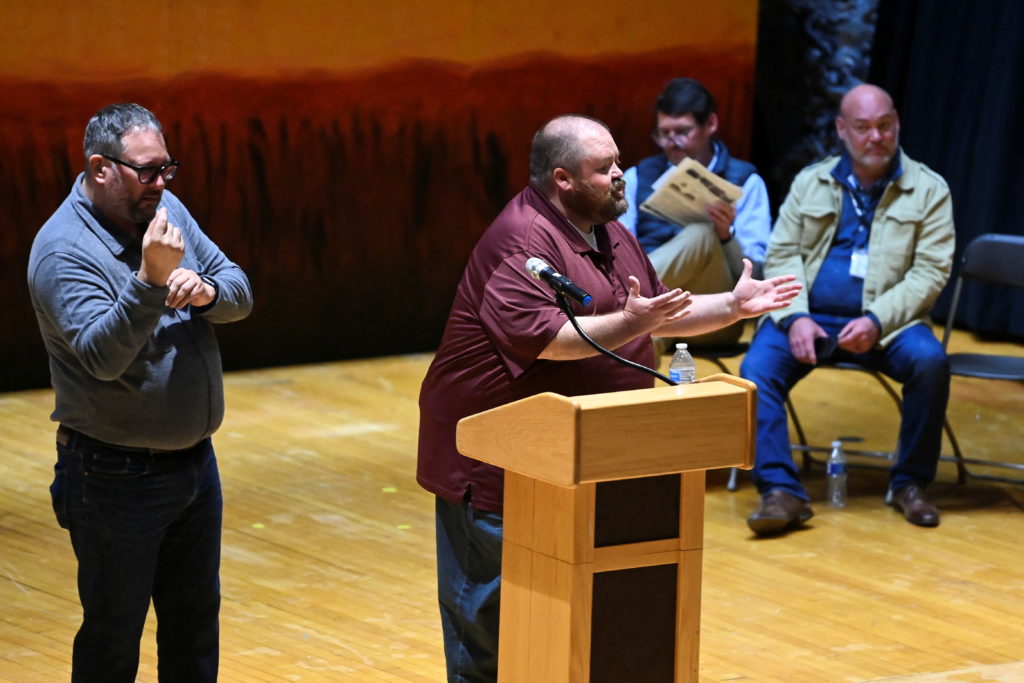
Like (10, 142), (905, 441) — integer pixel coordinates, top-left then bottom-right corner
(596, 197), (628, 224)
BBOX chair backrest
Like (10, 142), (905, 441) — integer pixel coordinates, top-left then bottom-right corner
(942, 233), (1024, 348)
(959, 233), (1024, 287)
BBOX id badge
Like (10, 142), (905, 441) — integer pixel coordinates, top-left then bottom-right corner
(850, 248), (869, 279)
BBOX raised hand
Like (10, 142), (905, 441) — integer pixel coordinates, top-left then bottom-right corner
(732, 259), (802, 318)
(137, 208), (184, 287)
(622, 275), (693, 333)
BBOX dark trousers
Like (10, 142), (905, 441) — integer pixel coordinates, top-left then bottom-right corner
(740, 319), (950, 500)
(50, 429), (222, 682)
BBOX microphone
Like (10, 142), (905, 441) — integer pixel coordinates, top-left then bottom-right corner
(526, 257), (592, 307)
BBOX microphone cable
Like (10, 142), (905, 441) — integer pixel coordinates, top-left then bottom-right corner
(554, 292), (677, 387)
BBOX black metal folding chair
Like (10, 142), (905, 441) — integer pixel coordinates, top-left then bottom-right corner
(791, 359), (967, 484)
(939, 233), (1024, 482)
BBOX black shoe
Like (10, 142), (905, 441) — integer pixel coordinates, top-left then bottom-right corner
(891, 484), (940, 527)
(747, 489), (814, 536)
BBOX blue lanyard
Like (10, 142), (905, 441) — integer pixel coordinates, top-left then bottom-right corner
(843, 173), (883, 250)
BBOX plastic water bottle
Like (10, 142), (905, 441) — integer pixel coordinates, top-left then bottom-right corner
(827, 440), (847, 508)
(668, 343), (697, 384)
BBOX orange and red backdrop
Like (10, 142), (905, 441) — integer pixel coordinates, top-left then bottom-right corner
(1, 0), (758, 390)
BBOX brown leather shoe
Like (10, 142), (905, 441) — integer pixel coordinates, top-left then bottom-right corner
(747, 489), (814, 536)
(891, 484), (940, 527)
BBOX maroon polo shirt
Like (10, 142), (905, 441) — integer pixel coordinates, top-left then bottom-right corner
(417, 183), (668, 513)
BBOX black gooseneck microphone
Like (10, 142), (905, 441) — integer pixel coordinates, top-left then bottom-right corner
(525, 257), (593, 307)
(523, 256), (675, 386)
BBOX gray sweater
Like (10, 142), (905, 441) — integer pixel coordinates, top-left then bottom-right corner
(28, 175), (253, 450)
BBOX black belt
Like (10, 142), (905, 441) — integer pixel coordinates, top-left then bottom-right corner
(56, 424), (199, 455)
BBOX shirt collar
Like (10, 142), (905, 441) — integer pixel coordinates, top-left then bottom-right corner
(831, 149), (903, 194)
(706, 139), (722, 173)
(526, 182), (614, 255)
(70, 173), (138, 257)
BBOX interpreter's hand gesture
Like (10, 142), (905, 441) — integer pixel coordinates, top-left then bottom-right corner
(165, 268), (216, 309)
(731, 259), (802, 319)
(137, 207), (184, 287)
(623, 276), (693, 334)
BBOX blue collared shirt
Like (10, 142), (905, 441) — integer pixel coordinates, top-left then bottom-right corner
(805, 152), (903, 326)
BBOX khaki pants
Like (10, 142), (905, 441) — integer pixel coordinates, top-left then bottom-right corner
(648, 223), (746, 347)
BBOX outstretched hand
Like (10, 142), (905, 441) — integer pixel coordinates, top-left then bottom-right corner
(622, 275), (693, 333)
(732, 259), (802, 318)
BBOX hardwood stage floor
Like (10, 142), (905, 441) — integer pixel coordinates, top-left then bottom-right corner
(1, 326), (1022, 682)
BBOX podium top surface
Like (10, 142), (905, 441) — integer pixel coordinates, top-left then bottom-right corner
(456, 375), (755, 486)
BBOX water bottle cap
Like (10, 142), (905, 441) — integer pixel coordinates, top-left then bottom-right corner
(831, 440), (843, 448)
(676, 343), (687, 350)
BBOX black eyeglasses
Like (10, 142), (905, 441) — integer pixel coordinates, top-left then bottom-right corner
(101, 154), (179, 184)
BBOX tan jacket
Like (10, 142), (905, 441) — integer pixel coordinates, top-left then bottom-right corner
(765, 151), (955, 347)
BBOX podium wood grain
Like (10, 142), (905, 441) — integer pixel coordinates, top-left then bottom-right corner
(464, 378), (742, 682)
(457, 375), (756, 486)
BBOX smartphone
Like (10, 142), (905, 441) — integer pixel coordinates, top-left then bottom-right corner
(814, 335), (838, 360)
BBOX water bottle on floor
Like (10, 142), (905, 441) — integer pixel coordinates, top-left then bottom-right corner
(669, 343), (696, 384)
(827, 440), (847, 508)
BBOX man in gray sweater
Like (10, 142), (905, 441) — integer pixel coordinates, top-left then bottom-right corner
(27, 103), (253, 682)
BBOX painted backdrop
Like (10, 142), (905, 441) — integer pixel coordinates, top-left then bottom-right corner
(1, 1), (758, 390)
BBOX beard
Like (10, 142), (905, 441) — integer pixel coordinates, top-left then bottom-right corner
(854, 146), (894, 171)
(108, 170), (163, 227)
(566, 178), (628, 226)
(126, 186), (164, 224)
(845, 132), (899, 182)
(127, 196), (162, 225)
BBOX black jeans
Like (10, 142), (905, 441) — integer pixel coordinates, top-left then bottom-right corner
(51, 429), (222, 682)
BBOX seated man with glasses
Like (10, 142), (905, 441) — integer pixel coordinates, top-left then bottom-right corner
(621, 77), (772, 344)
(27, 102), (252, 681)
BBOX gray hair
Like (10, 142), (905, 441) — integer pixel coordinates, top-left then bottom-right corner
(83, 103), (163, 160)
(529, 115), (609, 191)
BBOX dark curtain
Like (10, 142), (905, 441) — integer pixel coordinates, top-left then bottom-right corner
(753, 0), (877, 215)
(870, 0), (1024, 337)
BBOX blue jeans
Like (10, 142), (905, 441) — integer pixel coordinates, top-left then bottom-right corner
(435, 495), (503, 683)
(50, 430), (222, 682)
(740, 319), (950, 500)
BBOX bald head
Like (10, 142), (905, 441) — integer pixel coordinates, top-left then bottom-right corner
(836, 83), (900, 185)
(527, 114), (627, 229)
(529, 115), (611, 192)
(839, 84), (896, 120)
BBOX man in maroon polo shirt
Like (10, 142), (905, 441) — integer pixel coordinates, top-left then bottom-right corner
(417, 114), (800, 681)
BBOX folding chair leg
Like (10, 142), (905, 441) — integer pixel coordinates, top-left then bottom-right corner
(871, 373), (904, 414)
(785, 396), (811, 471)
(873, 371), (968, 483)
(944, 416), (969, 484)
(686, 352), (743, 491)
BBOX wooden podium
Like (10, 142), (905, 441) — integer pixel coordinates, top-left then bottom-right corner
(456, 374), (755, 682)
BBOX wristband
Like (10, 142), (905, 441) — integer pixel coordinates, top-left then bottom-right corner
(199, 275), (219, 301)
